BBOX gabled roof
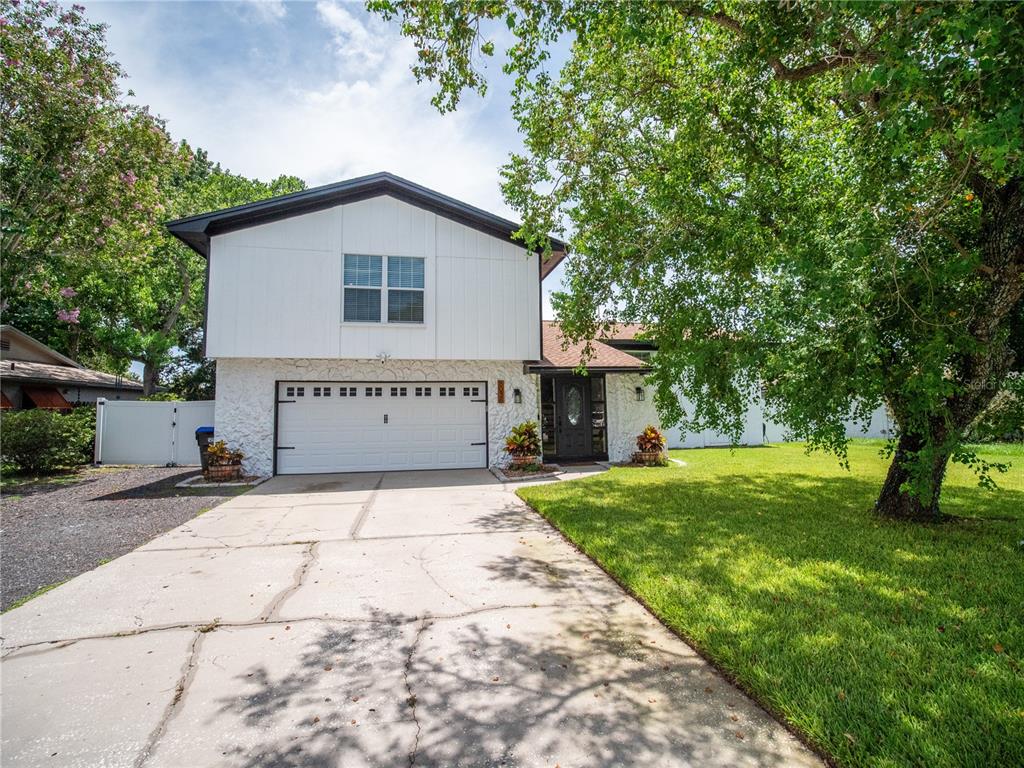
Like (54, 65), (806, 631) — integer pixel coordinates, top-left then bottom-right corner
(0, 325), (143, 390)
(1, 325), (82, 368)
(165, 171), (567, 275)
(529, 321), (649, 372)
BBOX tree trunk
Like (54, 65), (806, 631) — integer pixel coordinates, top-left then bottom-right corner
(142, 361), (160, 396)
(876, 176), (1023, 522)
(875, 432), (951, 521)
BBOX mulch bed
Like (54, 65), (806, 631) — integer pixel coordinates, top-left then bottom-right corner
(0, 466), (247, 611)
(501, 464), (562, 479)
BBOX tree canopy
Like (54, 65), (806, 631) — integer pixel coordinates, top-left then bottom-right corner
(1, 0), (304, 394)
(371, 0), (1023, 518)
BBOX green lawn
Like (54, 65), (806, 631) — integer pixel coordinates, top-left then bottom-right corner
(517, 441), (1024, 768)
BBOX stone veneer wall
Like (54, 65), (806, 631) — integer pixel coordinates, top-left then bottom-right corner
(215, 358), (540, 477)
(605, 373), (661, 462)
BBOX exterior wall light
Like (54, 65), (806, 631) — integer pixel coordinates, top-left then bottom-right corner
(635, 386), (645, 402)
(513, 388), (522, 404)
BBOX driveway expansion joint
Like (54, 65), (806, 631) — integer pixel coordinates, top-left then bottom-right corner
(348, 473), (384, 539)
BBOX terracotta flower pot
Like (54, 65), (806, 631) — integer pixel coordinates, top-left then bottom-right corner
(206, 463), (242, 482)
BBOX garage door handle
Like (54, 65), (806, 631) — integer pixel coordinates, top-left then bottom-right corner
(384, 414), (388, 424)
(277, 400), (296, 404)
(470, 442), (486, 446)
(470, 398), (486, 403)
(277, 446), (295, 450)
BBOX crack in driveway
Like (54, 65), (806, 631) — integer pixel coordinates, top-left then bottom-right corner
(133, 629), (206, 768)
(258, 541), (319, 622)
(0, 602), (574, 658)
(403, 618), (429, 767)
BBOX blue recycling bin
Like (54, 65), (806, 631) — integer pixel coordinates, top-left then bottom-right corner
(195, 426), (215, 473)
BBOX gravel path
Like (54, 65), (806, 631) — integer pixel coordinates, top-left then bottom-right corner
(1, 466), (247, 611)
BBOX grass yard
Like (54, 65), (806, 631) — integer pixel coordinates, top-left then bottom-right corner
(517, 441), (1024, 768)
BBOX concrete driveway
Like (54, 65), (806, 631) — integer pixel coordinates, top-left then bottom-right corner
(1, 469), (821, 768)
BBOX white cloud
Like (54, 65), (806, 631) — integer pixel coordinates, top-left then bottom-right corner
(239, 0), (287, 23)
(132, 5), (514, 215)
(88, 0), (568, 315)
(315, 0), (388, 74)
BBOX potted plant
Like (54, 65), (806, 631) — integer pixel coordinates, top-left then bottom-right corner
(505, 420), (541, 468)
(633, 425), (666, 465)
(204, 440), (245, 481)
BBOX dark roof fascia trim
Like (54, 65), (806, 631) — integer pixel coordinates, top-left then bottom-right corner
(166, 173), (565, 258)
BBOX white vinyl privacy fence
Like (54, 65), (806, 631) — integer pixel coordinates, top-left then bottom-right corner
(94, 399), (215, 466)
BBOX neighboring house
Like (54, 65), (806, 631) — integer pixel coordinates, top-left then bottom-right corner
(0, 325), (144, 410)
(167, 172), (662, 476)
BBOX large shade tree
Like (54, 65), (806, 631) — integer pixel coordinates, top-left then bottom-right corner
(1, 0), (171, 325)
(371, 0), (1023, 519)
(1, 0), (304, 393)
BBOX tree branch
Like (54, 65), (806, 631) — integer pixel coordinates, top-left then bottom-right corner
(675, 5), (879, 82)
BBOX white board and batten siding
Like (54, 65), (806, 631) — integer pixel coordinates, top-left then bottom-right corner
(205, 196), (540, 361)
(94, 399), (215, 466)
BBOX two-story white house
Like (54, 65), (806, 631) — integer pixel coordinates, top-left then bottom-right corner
(168, 173), (659, 477)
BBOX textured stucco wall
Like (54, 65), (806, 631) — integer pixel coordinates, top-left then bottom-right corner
(605, 373), (661, 462)
(215, 358), (539, 476)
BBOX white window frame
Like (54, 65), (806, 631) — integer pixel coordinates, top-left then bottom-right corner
(342, 254), (425, 325)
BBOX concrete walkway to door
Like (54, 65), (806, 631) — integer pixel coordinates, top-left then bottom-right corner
(1, 469), (822, 768)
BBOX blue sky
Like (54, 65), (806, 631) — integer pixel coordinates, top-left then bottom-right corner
(83, 0), (567, 316)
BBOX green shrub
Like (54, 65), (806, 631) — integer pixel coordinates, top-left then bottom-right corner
(1, 408), (94, 474)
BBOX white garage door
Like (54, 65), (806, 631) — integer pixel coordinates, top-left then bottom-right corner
(276, 381), (487, 474)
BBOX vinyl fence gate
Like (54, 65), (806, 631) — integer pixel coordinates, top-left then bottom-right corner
(93, 399), (215, 466)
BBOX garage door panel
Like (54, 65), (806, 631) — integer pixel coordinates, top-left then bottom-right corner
(276, 381), (487, 474)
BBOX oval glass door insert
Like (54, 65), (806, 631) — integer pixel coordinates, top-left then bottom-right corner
(566, 385), (582, 426)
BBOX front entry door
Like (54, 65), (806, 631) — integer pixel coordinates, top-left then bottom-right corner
(555, 378), (591, 459)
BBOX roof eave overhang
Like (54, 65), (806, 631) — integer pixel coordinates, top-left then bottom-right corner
(165, 173), (565, 259)
(2, 373), (144, 390)
(523, 363), (651, 375)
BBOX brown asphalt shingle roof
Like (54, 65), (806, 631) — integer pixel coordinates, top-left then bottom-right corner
(600, 323), (648, 341)
(2, 360), (144, 390)
(537, 322), (648, 370)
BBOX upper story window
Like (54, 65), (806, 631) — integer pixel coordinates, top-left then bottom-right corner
(343, 254), (424, 324)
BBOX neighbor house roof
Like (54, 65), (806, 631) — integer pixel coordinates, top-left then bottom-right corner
(0, 324), (83, 368)
(165, 171), (567, 276)
(2, 359), (144, 390)
(528, 322), (650, 372)
(600, 323), (649, 341)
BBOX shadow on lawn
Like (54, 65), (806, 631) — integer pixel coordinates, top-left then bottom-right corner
(521, 468), (1024, 766)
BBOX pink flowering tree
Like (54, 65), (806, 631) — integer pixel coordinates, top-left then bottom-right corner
(1, 0), (305, 393)
(0, 0), (172, 341)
